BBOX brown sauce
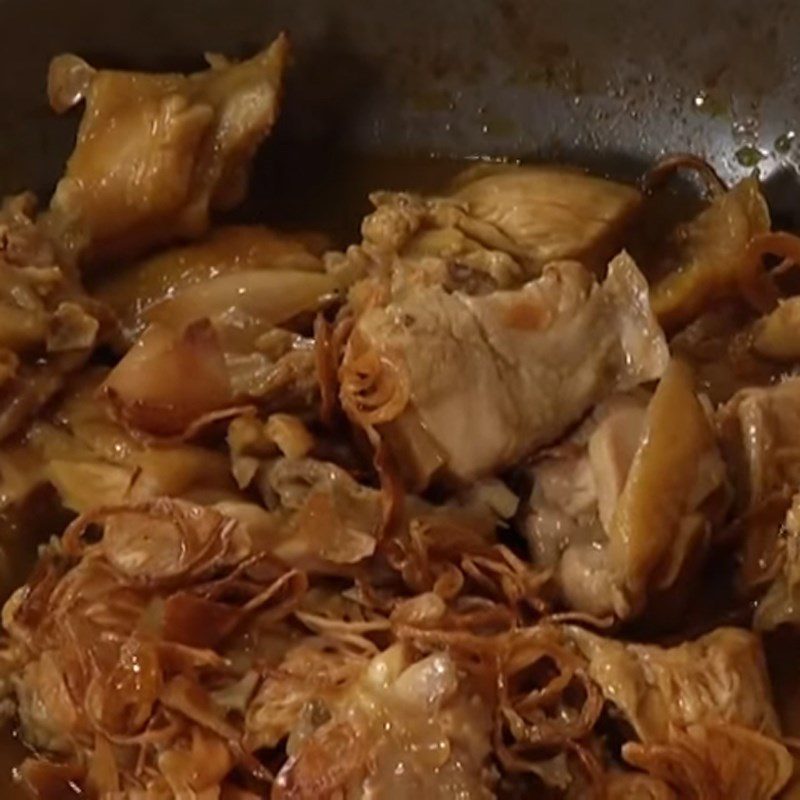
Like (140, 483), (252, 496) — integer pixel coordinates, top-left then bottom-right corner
(243, 148), (474, 246)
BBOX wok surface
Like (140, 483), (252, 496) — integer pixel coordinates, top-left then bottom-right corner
(0, 0), (797, 220)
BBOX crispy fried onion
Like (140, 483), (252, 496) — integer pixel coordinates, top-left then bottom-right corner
(494, 626), (604, 783)
(339, 327), (410, 427)
(622, 723), (793, 800)
(382, 510), (549, 627)
(3, 498), (308, 796)
(245, 643), (370, 752)
(313, 312), (354, 429)
(390, 623), (602, 791)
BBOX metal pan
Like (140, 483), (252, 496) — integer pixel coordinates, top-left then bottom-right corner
(0, 0), (798, 203)
(0, 1), (797, 795)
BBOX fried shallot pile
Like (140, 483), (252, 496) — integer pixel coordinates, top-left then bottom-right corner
(1, 34), (800, 800)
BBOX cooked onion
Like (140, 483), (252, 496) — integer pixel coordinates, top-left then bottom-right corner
(103, 320), (235, 438)
(144, 269), (337, 351)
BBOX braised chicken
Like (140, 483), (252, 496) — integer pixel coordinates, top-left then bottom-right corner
(47, 35), (289, 264)
(0, 194), (110, 443)
(451, 163), (642, 271)
(520, 362), (728, 620)
(340, 253), (668, 488)
(0, 40), (800, 800)
(566, 625), (792, 800)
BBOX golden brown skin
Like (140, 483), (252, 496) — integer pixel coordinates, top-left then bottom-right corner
(47, 35), (290, 265)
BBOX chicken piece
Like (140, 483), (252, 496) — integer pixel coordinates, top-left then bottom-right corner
(325, 191), (530, 300)
(257, 456), (383, 567)
(718, 377), (800, 510)
(521, 360), (727, 619)
(566, 626), (780, 741)
(142, 266), (337, 352)
(755, 491), (800, 630)
(522, 392), (647, 617)
(588, 628), (793, 800)
(566, 625), (793, 798)
(341, 252), (668, 488)
(328, 165), (641, 301)
(47, 35), (289, 264)
(102, 310), (328, 440)
(93, 225), (329, 343)
(0, 193), (108, 441)
(589, 394), (648, 532)
(272, 644), (495, 800)
(451, 163), (642, 271)
(716, 377), (800, 592)
(102, 319), (236, 438)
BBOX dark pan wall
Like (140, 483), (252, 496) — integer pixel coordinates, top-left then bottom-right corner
(0, 0), (798, 221)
